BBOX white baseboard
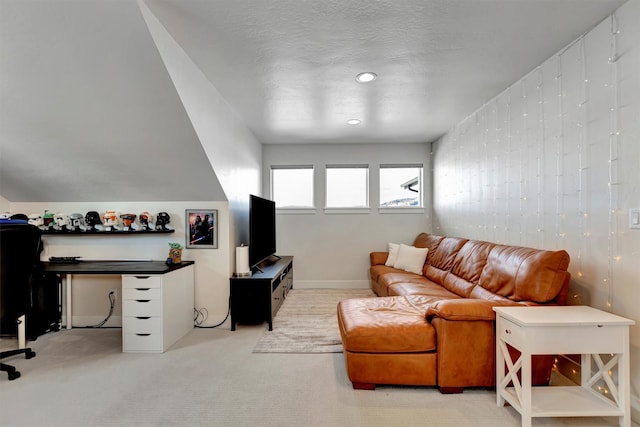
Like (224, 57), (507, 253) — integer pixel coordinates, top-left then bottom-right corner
(71, 315), (122, 328)
(293, 280), (370, 289)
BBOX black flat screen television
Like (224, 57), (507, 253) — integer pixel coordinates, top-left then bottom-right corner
(249, 195), (277, 270)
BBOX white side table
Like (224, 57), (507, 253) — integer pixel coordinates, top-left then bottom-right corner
(494, 305), (635, 427)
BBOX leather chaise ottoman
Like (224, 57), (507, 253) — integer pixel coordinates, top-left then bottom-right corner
(338, 295), (442, 389)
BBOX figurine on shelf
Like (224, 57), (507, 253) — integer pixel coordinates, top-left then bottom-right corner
(120, 213), (138, 231)
(53, 213), (69, 231)
(85, 211), (104, 232)
(139, 211), (154, 231)
(155, 212), (173, 231)
(42, 211), (56, 230)
(68, 213), (87, 232)
(102, 210), (120, 231)
(28, 213), (44, 229)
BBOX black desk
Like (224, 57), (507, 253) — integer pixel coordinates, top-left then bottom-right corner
(42, 260), (194, 275)
(42, 260), (194, 329)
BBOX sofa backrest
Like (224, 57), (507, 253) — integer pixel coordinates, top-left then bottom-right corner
(442, 240), (496, 297)
(424, 236), (468, 284)
(412, 232), (445, 267)
(407, 233), (571, 304)
(477, 245), (571, 303)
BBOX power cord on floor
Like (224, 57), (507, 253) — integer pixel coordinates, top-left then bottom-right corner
(194, 296), (230, 329)
(86, 290), (116, 328)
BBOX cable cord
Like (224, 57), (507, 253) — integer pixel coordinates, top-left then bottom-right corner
(194, 296), (230, 329)
(86, 291), (116, 328)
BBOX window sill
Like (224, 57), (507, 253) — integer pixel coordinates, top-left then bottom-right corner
(323, 207), (371, 214)
(378, 207), (425, 214)
(276, 208), (317, 215)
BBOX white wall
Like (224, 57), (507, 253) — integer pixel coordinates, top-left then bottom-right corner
(263, 143), (431, 288)
(138, 0), (262, 263)
(0, 195), (9, 213)
(9, 201), (230, 328)
(433, 0), (640, 417)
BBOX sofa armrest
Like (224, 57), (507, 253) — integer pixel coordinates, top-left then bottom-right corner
(426, 299), (517, 321)
(429, 299), (555, 390)
(428, 299), (523, 389)
(370, 251), (389, 266)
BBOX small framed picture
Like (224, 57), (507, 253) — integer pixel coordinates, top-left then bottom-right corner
(186, 209), (218, 249)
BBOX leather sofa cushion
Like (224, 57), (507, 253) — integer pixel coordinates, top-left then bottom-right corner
(440, 240), (495, 297)
(412, 233), (445, 269)
(428, 237), (468, 271)
(388, 281), (461, 299)
(450, 240), (496, 284)
(479, 245), (571, 303)
(338, 296), (437, 353)
(377, 269), (432, 288)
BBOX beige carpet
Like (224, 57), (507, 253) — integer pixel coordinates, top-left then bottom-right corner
(253, 288), (375, 353)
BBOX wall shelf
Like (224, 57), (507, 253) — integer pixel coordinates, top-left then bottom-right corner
(41, 229), (175, 236)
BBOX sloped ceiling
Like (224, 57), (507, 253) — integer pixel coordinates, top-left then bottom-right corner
(0, 0), (224, 202)
(0, 0), (628, 202)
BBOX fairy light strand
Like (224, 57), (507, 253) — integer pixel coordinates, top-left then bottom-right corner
(606, 13), (620, 312)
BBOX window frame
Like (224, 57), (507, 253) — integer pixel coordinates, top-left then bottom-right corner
(378, 163), (425, 212)
(324, 164), (370, 213)
(270, 165), (316, 212)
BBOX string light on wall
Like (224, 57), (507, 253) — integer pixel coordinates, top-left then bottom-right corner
(432, 9), (627, 314)
(606, 13), (621, 313)
(576, 36), (589, 287)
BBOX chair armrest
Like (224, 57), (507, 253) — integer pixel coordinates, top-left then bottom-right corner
(370, 251), (389, 266)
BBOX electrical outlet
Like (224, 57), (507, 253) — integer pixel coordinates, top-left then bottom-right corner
(630, 208), (640, 230)
(109, 288), (117, 299)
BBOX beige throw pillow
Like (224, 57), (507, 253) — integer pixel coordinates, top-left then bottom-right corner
(385, 242), (400, 266)
(393, 244), (428, 274)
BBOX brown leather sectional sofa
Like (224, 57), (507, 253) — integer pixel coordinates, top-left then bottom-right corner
(337, 232), (571, 392)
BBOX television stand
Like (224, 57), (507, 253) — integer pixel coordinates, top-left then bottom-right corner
(251, 254), (282, 273)
(230, 256), (293, 331)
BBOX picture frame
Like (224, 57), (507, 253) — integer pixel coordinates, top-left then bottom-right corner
(186, 209), (218, 249)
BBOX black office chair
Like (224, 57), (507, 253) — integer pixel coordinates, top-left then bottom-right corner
(0, 221), (42, 380)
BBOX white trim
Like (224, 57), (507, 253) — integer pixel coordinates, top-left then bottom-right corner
(276, 208), (317, 215)
(293, 279), (370, 289)
(379, 207), (425, 214)
(323, 207), (371, 214)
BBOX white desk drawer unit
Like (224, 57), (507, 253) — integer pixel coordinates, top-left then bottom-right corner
(122, 265), (194, 353)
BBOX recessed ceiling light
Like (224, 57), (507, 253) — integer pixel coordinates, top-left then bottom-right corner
(347, 119), (361, 125)
(355, 72), (377, 83)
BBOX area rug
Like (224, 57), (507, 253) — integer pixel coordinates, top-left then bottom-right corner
(253, 288), (375, 353)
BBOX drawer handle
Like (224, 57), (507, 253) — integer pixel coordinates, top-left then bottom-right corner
(135, 299), (151, 303)
(135, 316), (151, 320)
(135, 288), (151, 291)
(134, 276), (151, 279)
(135, 333), (151, 337)
(505, 329), (511, 334)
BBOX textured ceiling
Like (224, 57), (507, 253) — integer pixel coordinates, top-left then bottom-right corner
(0, 0), (628, 202)
(145, 0), (628, 144)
